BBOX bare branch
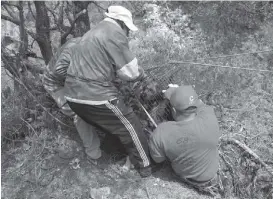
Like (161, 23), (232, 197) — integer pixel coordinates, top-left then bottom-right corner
(58, 1), (64, 26)
(46, 5), (61, 31)
(46, 2), (67, 33)
(21, 59), (44, 74)
(28, 1), (36, 20)
(65, 2), (73, 25)
(61, 9), (87, 44)
(18, 1), (28, 58)
(221, 137), (273, 177)
(49, 26), (58, 31)
(2, 8), (37, 40)
(25, 29), (37, 40)
(2, 4), (19, 22)
(1, 14), (20, 25)
(1, 1), (20, 8)
(30, 38), (36, 48)
(91, 1), (106, 11)
(34, 1), (53, 64)
(53, 1), (60, 10)
(74, 9), (87, 20)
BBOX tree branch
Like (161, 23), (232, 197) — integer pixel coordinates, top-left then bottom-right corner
(64, 2), (73, 25)
(2, 14), (37, 39)
(34, 1), (53, 64)
(53, 1), (60, 10)
(46, 2), (67, 33)
(91, 1), (106, 11)
(61, 9), (87, 44)
(21, 59), (44, 74)
(58, 1), (64, 26)
(221, 137), (273, 177)
(46, 5), (61, 31)
(1, 1), (20, 8)
(49, 26), (58, 31)
(3, 4), (19, 22)
(1, 14), (20, 25)
(28, 1), (36, 20)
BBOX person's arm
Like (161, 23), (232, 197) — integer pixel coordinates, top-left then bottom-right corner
(53, 48), (72, 85)
(106, 32), (145, 82)
(148, 128), (166, 163)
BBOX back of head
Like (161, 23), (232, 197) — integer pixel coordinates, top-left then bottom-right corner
(169, 85), (200, 112)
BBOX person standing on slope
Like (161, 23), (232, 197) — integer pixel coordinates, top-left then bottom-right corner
(63, 6), (153, 177)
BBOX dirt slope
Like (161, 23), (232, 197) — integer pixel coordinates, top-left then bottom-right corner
(1, 131), (222, 199)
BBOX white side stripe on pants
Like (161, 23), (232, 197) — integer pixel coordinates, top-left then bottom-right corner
(105, 102), (150, 167)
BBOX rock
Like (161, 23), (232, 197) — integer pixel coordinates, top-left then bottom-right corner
(113, 194), (122, 199)
(90, 187), (111, 199)
(57, 136), (79, 159)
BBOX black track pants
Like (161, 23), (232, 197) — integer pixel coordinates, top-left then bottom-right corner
(67, 99), (151, 168)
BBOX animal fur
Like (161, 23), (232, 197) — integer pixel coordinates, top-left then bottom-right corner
(117, 78), (174, 131)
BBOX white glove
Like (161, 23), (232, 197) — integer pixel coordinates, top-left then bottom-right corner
(162, 84), (179, 93)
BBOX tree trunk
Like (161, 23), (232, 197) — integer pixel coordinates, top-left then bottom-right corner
(34, 1), (52, 65)
(72, 1), (90, 37)
(18, 1), (28, 59)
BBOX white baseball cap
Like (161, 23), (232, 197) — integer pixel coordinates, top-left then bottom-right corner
(105, 5), (138, 31)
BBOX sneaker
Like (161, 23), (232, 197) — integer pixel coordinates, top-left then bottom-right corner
(139, 166), (152, 178)
(87, 156), (99, 166)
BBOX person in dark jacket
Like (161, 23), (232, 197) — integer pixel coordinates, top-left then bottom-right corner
(63, 6), (152, 177)
(149, 84), (222, 194)
(43, 38), (102, 160)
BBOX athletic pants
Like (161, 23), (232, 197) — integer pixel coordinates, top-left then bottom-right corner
(67, 98), (151, 168)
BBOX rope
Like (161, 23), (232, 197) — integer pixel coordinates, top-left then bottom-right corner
(168, 61), (273, 73)
(145, 49), (273, 73)
(192, 49), (273, 61)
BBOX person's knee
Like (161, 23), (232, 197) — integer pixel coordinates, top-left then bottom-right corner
(119, 135), (134, 146)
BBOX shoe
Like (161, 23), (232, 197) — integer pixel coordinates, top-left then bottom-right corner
(139, 166), (152, 178)
(87, 156), (99, 165)
(151, 161), (168, 173)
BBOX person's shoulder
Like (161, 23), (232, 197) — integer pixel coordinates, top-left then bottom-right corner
(154, 121), (177, 135)
(197, 102), (219, 123)
(93, 21), (127, 44)
(197, 101), (215, 114)
(97, 20), (125, 36)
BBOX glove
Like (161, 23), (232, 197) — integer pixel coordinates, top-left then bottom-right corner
(162, 84), (179, 100)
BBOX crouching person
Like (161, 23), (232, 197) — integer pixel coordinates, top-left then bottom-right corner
(148, 85), (222, 195)
(43, 37), (102, 160)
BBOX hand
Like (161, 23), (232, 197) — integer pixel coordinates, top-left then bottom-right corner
(162, 84), (179, 93)
(162, 84), (179, 100)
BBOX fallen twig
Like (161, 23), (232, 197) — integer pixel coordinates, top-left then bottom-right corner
(145, 187), (151, 199)
(221, 138), (273, 177)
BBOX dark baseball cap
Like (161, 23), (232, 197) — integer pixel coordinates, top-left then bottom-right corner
(168, 85), (202, 111)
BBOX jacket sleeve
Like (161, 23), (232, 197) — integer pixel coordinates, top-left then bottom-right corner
(54, 48), (71, 80)
(106, 32), (145, 82)
(149, 128), (166, 163)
